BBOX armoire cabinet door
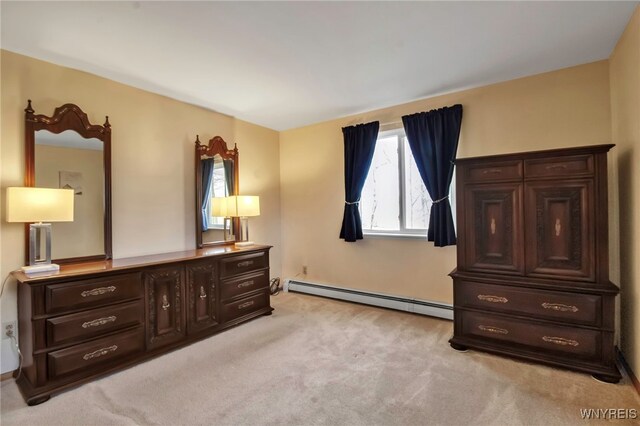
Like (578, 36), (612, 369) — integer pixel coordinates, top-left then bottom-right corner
(144, 265), (186, 350)
(463, 183), (524, 274)
(525, 180), (594, 281)
(186, 261), (218, 334)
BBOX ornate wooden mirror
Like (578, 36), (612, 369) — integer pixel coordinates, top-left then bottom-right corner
(24, 100), (112, 263)
(195, 135), (240, 247)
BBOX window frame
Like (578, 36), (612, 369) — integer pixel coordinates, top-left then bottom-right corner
(360, 127), (455, 239)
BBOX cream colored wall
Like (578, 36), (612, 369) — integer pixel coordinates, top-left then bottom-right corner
(609, 6), (640, 377)
(233, 119), (282, 278)
(0, 50), (281, 372)
(35, 144), (105, 259)
(280, 61), (612, 304)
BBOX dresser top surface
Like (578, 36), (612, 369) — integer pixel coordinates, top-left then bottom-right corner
(455, 143), (614, 164)
(13, 244), (272, 283)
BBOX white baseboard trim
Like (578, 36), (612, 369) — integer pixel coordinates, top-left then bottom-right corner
(285, 279), (453, 321)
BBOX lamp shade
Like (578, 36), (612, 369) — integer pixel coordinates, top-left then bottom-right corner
(211, 197), (229, 217)
(6, 187), (74, 223)
(226, 195), (260, 217)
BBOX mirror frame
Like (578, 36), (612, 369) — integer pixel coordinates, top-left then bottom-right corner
(24, 100), (112, 263)
(195, 135), (239, 248)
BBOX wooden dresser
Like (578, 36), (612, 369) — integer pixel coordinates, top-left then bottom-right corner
(449, 145), (621, 383)
(13, 245), (273, 405)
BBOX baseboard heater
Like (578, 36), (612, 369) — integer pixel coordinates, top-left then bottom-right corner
(285, 279), (453, 321)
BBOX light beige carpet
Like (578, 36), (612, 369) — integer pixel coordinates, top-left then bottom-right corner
(1, 292), (639, 425)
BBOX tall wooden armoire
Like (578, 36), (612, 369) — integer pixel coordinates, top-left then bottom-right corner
(449, 144), (620, 383)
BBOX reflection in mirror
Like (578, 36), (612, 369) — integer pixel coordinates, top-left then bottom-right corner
(195, 135), (239, 247)
(201, 154), (235, 243)
(35, 130), (105, 259)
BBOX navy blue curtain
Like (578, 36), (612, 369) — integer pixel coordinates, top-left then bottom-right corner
(223, 159), (234, 196)
(402, 104), (462, 247)
(339, 121), (379, 242)
(201, 158), (214, 231)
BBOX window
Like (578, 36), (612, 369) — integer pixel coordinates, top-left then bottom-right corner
(360, 128), (453, 237)
(206, 158), (229, 229)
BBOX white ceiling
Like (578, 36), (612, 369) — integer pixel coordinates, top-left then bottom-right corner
(2, 1), (637, 131)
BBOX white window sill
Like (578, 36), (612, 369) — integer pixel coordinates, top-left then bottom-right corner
(207, 225), (224, 230)
(363, 232), (428, 240)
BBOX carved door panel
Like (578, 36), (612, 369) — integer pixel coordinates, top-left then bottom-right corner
(144, 265), (186, 350)
(463, 183), (524, 274)
(186, 261), (218, 334)
(525, 180), (594, 281)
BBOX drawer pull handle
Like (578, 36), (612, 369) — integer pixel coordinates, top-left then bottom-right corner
(238, 301), (255, 310)
(199, 286), (207, 300)
(542, 336), (579, 347)
(545, 164), (568, 170)
(541, 302), (578, 313)
(82, 316), (117, 329)
(238, 280), (254, 289)
(81, 286), (116, 298)
(161, 294), (170, 311)
(237, 260), (254, 268)
(490, 218), (496, 235)
(83, 345), (118, 361)
(482, 169), (502, 174)
(478, 325), (508, 335)
(477, 294), (508, 304)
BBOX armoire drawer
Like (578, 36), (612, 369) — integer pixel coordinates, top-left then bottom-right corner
(463, 160), (523, 182)
(221, 270), (269, 301)
(455, 281), (602, 327)
(524, 154), (594, 178)
(47, 327), (144, 380)
(222, 291), (269, 322)
(459, 310), (600, 360)
(46, 300), (144, 346)
(220, 252), (268, 278)
(45, 273), (142, 314)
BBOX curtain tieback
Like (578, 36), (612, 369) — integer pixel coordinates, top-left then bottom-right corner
(432, 195), (449, 204)
(345, 200), (360, 205)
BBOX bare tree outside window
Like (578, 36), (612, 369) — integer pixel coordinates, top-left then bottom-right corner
(361, 135), (399, 231)
(404, 138), (430, 230)
(360, 129), (450, 236)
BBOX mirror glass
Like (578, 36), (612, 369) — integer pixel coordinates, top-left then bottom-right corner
(201, 154), (235, 244)
(195, 135), (238, 248)
(34, 129), (105, 259)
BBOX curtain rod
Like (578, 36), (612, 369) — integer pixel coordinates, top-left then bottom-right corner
(344, 118), (403, 128)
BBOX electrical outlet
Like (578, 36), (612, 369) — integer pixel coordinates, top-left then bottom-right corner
(3, 321), (17, 340)
(302, 265), (308, 275)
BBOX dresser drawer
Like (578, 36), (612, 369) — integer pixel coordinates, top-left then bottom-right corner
(220, 252), (267, 278)
(222, 291), (269, 322)
(463, 160), (522, 183)
(221, 270), (269, 301)
(524, 154), (594, 178)
(455, 281), (601, 327)
(46, 273), (142, 314)
(46, 300), (143, 346)
(459, 310), (600, 360)
(47, 327), (144, 379)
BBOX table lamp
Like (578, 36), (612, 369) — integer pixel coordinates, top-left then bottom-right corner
(226, 195), (260, 247)
(6, 187), (74, 275)
(211, 196), (234, 242)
